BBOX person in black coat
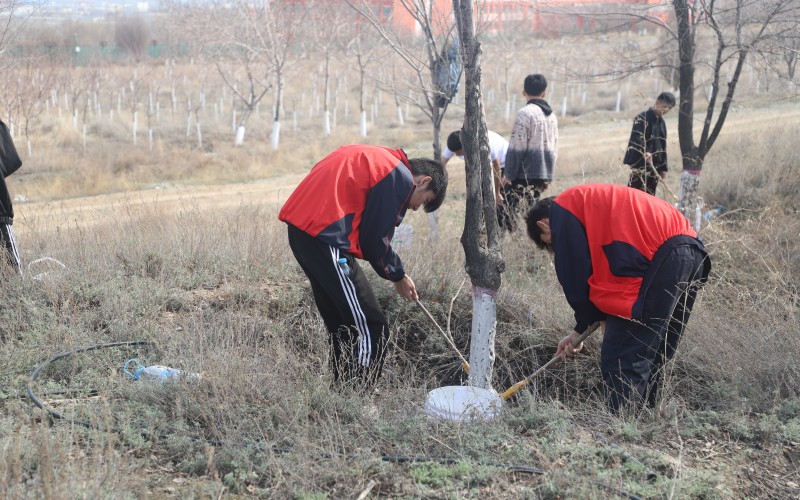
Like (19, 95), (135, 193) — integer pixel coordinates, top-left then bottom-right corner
(624, 92), (675, 196)
(0, 119), (22, 274)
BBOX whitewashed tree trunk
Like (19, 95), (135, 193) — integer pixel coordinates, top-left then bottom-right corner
(235, 125), (245, 146)
(149, 129), (153, 151)
(427, 211), (438, 241)
(271, 120), (281, 150)
(454, 0), (505, 393)
(82, 125), (87, 150)
(359, 110), (367, 138)
(323, 110), (331, 135)
(396, 105), (404, 126)
(196, 121), (202, 149)
(468, 287), (496, 390)
(132, 112), (138, 146)
(27, 138), (32, 158)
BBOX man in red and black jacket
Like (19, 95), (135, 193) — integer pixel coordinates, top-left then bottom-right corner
(525, 184), (711, 412)
(279, 145), (448, 389)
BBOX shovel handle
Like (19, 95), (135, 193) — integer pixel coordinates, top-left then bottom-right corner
(647, 161), (679, 202)
(500, 322), (601, 401)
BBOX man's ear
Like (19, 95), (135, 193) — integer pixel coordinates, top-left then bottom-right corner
(416, 175), (432, 188)
(536, 219), (549, 232)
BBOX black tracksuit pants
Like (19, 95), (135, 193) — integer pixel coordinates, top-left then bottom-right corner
(497, 179), (548, 231)
(600, 244), (708, 413)
(287, 225), (389, 388)
(628, 167), (660, 196)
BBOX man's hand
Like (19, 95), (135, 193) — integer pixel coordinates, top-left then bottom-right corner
(495, 188), (503, 206)
(555, 331), (585, 359)
(501, 176), (512, 187)
(394, 275), (418, 302)
(659, 170), (667, 180)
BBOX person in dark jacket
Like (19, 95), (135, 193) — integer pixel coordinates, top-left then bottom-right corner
(525, 184), (711, 413)
(279, 145), (448, 389)
(0, 119), (22, 274)
(624, 92), (675, 196)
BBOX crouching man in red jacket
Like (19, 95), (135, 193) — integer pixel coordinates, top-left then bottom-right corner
(279, 145), (448, 390)
(525, 184), (711, 413)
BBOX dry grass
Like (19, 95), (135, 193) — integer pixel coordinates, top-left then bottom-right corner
(4, 115), (800, 496)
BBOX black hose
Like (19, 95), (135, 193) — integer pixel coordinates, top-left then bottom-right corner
(378, 454), (545, 474)
(26, 340), (155, 429)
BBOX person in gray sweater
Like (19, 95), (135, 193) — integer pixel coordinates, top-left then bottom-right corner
(499, 74), (558, 231)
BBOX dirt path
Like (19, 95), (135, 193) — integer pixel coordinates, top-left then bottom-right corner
(15, 173), (307, 236)
(15, 102), (798, 236)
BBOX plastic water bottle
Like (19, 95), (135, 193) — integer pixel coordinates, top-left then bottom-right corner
(123, 359), (201, 382)
(337, 257), (351, 278)
(703, 207), (725, 221)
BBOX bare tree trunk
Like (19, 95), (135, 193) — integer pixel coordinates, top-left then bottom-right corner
(428, 104), (442, 241)
(454, 0), (505, 391)
(674, 0), (702, 217)
(272, 70), (283, 150)
(323, 55), (331, 136)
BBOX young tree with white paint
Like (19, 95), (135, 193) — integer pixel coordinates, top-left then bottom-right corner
(343, 26), (385, 138)
(562, 0), (800, 218)
(452, 0), (504, 390)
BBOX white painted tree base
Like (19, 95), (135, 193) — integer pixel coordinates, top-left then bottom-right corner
(359, 111), (367, 138)
(271, 121), (281, 150)
(468, 287), (496, 390)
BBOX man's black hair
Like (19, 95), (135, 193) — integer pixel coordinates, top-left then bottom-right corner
(525, 196), (555, 249)
(408, 157), (448, 213)
(524, 74), (548, 97)
(446, 130), (463, 153)
(656, 92), (676, 107)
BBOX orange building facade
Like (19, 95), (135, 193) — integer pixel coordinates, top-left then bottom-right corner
(285, 0), (670, 36)
(366, 0), (670, 36)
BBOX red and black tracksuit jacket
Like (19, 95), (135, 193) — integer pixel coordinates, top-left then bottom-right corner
(278, 145), (416, 384)
(279, 144), (415, 282)
(549, 184), (710, 334)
